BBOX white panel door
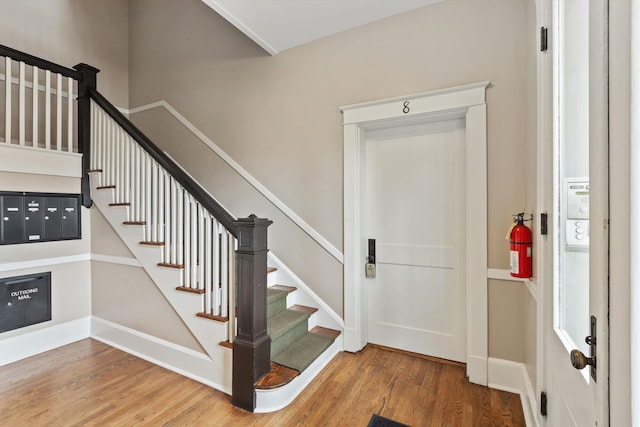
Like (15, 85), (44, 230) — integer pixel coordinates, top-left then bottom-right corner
(366, 119), (466, 362)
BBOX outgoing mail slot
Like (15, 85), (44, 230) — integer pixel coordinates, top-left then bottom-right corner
(61, 197), (80, 239)
(44, 197), (62, 240)
(24, 196), (44, 242)
(0, 272), (52, 333)
(0, 195), (24, 245)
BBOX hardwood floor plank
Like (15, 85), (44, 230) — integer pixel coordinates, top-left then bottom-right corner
(0, 339), (525, 426)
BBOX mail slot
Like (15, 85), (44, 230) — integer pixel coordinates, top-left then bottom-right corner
(0, 192), (81, 245)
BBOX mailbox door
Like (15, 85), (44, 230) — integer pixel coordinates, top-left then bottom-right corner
(24, 197), (44, 242)
(44, 198), (62, 240)
(61, 197), (80, 239)
(1, 195), (25, 244)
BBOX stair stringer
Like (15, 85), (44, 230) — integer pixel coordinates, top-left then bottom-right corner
(90, 178), (232, 393)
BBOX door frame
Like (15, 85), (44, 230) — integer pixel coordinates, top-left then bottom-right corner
(341, 81), (489, 385)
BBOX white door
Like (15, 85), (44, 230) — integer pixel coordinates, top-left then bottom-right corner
(542, 0), (608, 425)
(365, 119), (466, 362)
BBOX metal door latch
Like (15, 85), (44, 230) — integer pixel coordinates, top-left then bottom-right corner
(569, 315), (597, 382)
(365, 238), (376, 278)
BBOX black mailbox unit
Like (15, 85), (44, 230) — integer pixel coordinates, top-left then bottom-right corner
(0, 192), (81, 245)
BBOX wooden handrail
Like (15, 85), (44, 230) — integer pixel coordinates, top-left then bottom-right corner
(0, 45), (80, 80)
(88, 88), (239, 237)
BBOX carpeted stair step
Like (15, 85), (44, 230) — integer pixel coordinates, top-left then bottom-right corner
(271, 331), (335, 372)
(268, 309), (309, 358)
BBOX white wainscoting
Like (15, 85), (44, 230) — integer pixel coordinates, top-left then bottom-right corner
(0, 317), (91, 366)
(90, 317), (231, 394)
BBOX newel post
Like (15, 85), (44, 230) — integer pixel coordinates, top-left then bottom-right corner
(73, 63), (99, 209)
(232, 214), (273, 412)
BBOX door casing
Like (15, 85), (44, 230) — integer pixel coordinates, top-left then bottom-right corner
(341, 81), (489, 385)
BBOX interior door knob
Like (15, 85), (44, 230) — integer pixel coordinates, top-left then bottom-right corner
(570, 349), (596, 370)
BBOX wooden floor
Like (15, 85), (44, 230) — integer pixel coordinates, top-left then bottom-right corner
(0, 339), (525, 426)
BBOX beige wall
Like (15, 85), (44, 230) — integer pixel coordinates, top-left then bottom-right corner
(129, 0), (534, 358)
(0, 0), (130, 107)
(488, 280), (526, 361)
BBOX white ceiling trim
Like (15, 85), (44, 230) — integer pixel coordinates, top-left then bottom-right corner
(200, 0), (279, 55)
(201, 0), (443, 55)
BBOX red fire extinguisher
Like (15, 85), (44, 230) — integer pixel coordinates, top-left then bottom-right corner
(510, 213), (532, 278)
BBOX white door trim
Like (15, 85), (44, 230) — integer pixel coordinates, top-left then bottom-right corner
(341, 81), (489, 385)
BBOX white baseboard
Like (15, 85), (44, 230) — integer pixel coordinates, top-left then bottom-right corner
(467, 355), (488, 386)
(0, 317), (90, 366)
(488, 357), (540, 427)
(90, 317), (231, 395)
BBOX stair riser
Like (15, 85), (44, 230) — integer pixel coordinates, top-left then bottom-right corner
(271, 321), (308, 358)
(267, 295), (287, 319)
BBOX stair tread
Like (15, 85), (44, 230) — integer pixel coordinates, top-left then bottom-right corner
(141, 241), (165, 246)
(176, 286), (205, 295)
(267, 309), (309, 341)
(310, 326), (341, 340)
(157, 262), (184, 269)
(289, 304), (318, 316)
(197, 312), (228, 322)
(269, 284), (296, 294)
(271, 332), (335, 373)
(255, 362), (299, 390)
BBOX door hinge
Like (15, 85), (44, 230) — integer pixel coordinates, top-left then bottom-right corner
(541, 391), (548, 416)
(540, 27), (548, 52)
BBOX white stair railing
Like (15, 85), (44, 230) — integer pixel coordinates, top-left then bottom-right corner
(91, 100), (237, 333)
(1, 53), (77, 151)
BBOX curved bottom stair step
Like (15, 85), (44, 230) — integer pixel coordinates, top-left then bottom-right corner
(271, 330), (335, 373)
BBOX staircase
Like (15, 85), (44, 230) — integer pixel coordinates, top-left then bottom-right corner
(88, 90), (343, 412)
(0, 44), (343, 413)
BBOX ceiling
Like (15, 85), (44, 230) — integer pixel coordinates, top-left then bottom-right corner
(200, 0), (443, 55)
